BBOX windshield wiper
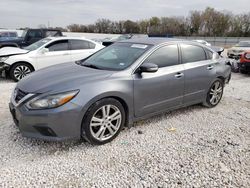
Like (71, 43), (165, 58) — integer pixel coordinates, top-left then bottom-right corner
(82, 63), (101, 70)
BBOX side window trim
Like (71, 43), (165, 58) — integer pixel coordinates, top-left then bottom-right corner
(177, 44), (181, 65)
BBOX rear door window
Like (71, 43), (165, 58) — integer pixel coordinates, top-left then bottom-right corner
(205, 49), (214, 59)
(70, 40), (96, 50)
(181, 44), (206, 63)
(143, 45), (179, 68)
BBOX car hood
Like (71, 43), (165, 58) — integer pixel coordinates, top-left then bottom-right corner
(17, 62), (114, 93)
(0, 46), (29, 57)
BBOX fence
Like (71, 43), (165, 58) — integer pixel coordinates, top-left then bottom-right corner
(1, 29), (250, 47)
(175, 36), (250, 47)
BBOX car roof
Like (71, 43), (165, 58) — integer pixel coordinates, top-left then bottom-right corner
(117, 37), (216, 53)
(47, 36), (87, 40)
(118, 37), (184, 45)
(194, 40), (206, 42)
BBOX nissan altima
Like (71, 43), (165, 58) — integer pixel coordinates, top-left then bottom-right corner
(9, 38), (231, 145)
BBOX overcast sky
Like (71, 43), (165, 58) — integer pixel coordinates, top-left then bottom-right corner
(0, 0), (249, 29)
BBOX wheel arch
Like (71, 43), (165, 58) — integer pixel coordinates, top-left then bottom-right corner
(81, 94), (132, 129)
(109, 96), (130, 127)
(216, 76), (225, 86)
(9, 61), (35, 72)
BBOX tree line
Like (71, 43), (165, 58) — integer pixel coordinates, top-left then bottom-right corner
(43, 7), (250, 37)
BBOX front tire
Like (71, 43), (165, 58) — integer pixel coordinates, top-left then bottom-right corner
(9, 63), (33, 82)
(203, 79), (224, 108)
(81, 98), (125, 145)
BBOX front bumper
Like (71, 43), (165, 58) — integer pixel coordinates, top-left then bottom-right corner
(0, 63), (10, 77)
(9, 100), (84, 141)
(227, 53), (243, 60)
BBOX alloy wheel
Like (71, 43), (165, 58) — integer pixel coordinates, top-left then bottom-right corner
(209, 81), (223, 105)
(90, 105), (122, 141)
(14, 65), (32, 80)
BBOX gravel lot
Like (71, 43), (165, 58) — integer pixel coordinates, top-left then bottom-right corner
(0, 73), (249, 187)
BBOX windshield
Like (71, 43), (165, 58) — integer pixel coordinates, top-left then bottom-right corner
(82, 43), (152, 70)
(24, 38), (52, 51)
(235, 41), (250, 47)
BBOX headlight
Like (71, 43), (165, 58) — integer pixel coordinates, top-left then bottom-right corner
(0, 57), (9, 62)
(26, 90), (79, 110)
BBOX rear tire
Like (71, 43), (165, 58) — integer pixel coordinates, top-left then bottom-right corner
(203, 79), (224, 108)
(9, 63), (33, 82)
(81, 98), (125, 145)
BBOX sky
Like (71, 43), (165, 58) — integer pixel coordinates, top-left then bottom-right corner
(0, 0), (249, 29)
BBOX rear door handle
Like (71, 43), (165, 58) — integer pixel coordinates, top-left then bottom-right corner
(207, 65), (214, 70)
(175, 72), (184, 78)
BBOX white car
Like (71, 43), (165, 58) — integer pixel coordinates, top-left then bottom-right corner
(227, 41), (250, 59)
(193, 40), (211, 47)
(0, 37), (104, 81)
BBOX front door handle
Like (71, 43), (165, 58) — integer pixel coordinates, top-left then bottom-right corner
(175, 72), (184, 78)
(207, 65), (214, 70)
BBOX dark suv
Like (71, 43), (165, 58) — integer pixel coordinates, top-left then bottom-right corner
(0, 29), (63, 48)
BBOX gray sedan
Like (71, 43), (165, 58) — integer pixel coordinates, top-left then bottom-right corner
(9, 38), (231, 145)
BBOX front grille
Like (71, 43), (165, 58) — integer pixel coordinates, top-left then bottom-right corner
(15, 89), (28, 103)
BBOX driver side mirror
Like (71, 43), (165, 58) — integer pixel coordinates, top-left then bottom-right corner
(139, 63), (158, 73)
(40, 48), (49, 54)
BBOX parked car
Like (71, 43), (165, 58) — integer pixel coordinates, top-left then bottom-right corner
(193, 40), (211, 46)
(9, 38), (231, 145)
(0, 31), (18, 39)
(102, 34), (147, 46)
(0, 37), (104, 81)
(0, 29), (63, 48)
(227, 41), (250, 59)
(237, 51), (250, 74)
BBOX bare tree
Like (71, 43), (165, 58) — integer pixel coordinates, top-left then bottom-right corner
(190, 11), (202, 35)
(64, 7), (250, 37)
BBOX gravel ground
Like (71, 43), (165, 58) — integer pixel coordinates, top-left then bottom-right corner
(0, 73), (249, 188)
